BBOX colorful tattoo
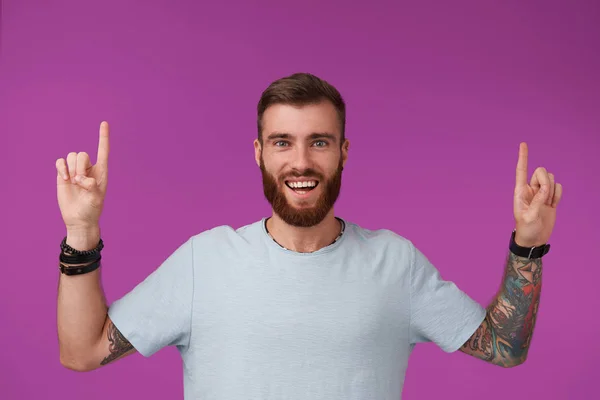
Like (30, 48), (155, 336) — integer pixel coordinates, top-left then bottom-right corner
(461, 252), (542, 367)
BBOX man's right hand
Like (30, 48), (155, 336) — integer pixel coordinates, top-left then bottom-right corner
(55, 121), (138, 371)
(56, 121), (110, 235)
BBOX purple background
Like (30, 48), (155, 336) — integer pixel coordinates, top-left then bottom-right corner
(1, 1), (599, 399)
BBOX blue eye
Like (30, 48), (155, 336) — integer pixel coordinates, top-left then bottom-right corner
(313, 140), (327, 147)
(274, 141), (289, 147)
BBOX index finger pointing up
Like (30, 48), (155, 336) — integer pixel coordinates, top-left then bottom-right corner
(97, 121), (110, 166)
(516, 142), (528, 186)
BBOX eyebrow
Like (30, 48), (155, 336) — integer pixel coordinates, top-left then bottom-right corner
(266, 132), (338, 143)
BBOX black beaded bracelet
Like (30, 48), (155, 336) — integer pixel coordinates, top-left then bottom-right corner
(60, 237), (104, 255)
(59, 256), (102, 276)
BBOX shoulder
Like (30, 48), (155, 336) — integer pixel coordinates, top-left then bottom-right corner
(187, 219), (264, 250)
(344, 221), (417, 259)
(347, 221), (413, 245)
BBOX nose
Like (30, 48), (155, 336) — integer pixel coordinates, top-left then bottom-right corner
(289, 145), (313, 173)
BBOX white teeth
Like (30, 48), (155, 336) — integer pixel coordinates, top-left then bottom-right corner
(288, 180), (316, 188)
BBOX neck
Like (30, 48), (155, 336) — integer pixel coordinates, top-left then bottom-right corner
(266, 210), (341, 253)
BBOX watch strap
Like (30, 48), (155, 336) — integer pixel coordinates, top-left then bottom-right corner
(509, 230), (550, 259)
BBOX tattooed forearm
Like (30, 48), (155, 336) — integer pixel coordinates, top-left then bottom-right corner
(100, 321), (134, 365)
(461, 251), (542, 367)
(462, 313), (494, 361)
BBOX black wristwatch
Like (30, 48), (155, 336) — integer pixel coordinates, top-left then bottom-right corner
(509, 230), (550, 259)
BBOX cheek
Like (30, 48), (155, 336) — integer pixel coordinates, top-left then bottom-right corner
(261, 155), (282, 173)
(321, 157), (342, 176)
(267, 165), (287, 183)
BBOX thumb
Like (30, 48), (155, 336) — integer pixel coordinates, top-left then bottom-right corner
(530, 183), (550, 211)
(74, 175), (98, 192)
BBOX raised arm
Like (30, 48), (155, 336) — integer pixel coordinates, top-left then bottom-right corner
(460, 142), (563, 367)
(56, 122), (137, 371)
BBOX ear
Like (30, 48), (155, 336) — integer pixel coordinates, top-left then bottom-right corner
(341, 138), (350, 168)
(253, 139), (262, 167)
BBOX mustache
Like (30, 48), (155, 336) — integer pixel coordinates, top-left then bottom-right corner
(280, 169), (323, 181)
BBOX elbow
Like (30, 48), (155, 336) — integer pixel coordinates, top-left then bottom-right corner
(59, 352), (97, 372)
(495, 356), (528, 368)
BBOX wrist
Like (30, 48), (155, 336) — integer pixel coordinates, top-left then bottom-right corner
(66, 226), (101, 251)
(514, 234), (544, 248)
(513, 227), (546, 247)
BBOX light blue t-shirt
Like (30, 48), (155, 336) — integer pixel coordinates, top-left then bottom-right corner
(108, 217), (486, 399)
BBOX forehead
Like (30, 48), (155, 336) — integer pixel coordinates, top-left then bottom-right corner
(261, 102), (341, 140)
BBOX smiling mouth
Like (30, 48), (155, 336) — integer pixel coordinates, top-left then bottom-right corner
(285, 180), (319, 193)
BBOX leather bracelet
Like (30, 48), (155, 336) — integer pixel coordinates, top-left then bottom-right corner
(59, 256), (102, 276)
(60, 251), (101, 265)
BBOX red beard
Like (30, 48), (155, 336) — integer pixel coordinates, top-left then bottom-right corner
(259, 155), (343, 228)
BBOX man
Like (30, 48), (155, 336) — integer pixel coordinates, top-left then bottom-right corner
(55, 73), (563, 399)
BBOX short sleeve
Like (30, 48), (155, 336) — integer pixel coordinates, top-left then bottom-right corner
(107, 236), (194, 357)
(409, 243), (486, 353)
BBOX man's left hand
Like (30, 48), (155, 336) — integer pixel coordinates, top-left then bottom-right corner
(513, 142), (563, 247)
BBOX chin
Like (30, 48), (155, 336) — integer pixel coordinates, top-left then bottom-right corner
(287, 197), (321, 210)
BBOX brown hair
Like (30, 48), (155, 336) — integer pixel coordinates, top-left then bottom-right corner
(257, 72), (346, 144)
